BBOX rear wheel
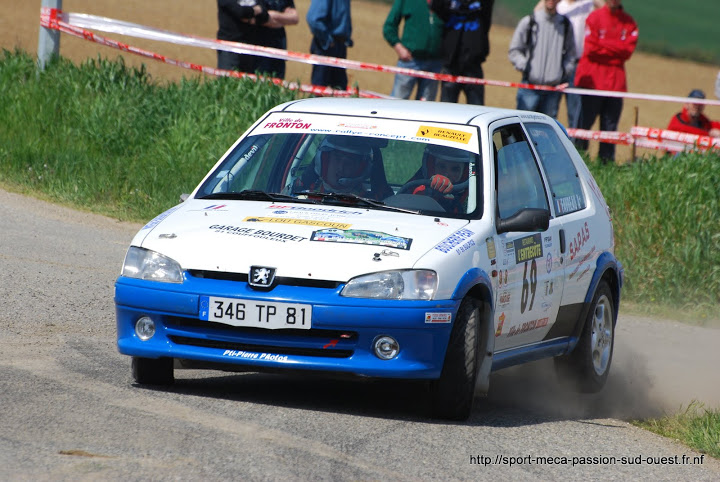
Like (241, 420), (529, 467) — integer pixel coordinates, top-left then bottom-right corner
(430, 298), (480, 420)
(131, 357), (174, 385)
(555, 280), (615, 392)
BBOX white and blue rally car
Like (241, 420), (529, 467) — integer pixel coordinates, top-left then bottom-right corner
(115, 97), (623, 420)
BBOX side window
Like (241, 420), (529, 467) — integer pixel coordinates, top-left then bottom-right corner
(525, 122), (586, 216)
(493, 124), (549, 219)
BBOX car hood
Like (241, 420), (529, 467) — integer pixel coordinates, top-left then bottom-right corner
(134, 200), (470, 282)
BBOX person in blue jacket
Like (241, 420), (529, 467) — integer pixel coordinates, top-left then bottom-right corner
(306, 0), (353, 89)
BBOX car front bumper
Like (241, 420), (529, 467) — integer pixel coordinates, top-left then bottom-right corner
(115, 275), (459, 379)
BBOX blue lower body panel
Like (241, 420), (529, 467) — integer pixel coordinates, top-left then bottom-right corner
(115, 275), (459, 379)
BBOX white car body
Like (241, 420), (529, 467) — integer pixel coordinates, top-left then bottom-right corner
(116, 98), (623, 420)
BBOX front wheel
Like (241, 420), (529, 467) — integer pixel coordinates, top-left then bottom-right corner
(555, 280), (615, 392)
(429, 298), (480, 420)
(131, 357), (174, 385)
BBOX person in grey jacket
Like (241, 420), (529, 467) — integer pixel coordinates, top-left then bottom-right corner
(508, 0), (575, 119)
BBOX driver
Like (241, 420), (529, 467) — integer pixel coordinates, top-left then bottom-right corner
(409, 144), (473, 212)
(294, 135), (391, 200)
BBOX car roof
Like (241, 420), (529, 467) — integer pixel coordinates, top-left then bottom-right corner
(276, 97), (527, 126)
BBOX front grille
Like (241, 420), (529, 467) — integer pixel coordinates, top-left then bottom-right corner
(188, 270), (340, 289)
(166, 316), (357, 340)
(165, 316), (357, 359)
(169, 336), (353, 358)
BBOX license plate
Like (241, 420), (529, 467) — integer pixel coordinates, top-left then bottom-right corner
(199, 296), (312, 329)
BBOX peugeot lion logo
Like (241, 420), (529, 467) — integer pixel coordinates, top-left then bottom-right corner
(249, 266), (276, 288)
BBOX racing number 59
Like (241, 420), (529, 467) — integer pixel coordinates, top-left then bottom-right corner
(520, 260), (537, 313)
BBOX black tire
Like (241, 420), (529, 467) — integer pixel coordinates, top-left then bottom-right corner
(131, 357), (174, 385)
(430, 298), (480, 420)
(554, 280), (615, 393)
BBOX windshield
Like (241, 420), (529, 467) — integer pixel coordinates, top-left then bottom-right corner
(195, 113), (482, 218)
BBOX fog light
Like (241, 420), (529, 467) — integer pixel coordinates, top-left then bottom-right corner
(373, 336), (399, 360)
(135, 316), (156, 341)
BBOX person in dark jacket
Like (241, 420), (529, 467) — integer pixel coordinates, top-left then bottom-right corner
(216, 0), (298, 79)
(430, 0), (494, 105)
(306, 0), (353, 89)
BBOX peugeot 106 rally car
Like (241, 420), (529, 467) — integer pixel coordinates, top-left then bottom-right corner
(115, 97), (623, 420)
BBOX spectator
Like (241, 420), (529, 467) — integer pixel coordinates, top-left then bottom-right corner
(430, 0), (494, 105)
(535, 0), (604, 128)
(715, 71), (720, 100)
(574, 0), (638, 163)
(509, 0), (575, 119)
(383, 0), (444, 101)
(216, 0), (299, 79)
(666, 89), (720, 137)
(306, 0), (353, 89)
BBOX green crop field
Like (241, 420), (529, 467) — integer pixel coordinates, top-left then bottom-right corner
(496, 0), (720, 64)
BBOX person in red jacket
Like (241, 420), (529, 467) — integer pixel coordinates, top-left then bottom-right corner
(667, 89), (720, 138)
(573, 0), (637, 163)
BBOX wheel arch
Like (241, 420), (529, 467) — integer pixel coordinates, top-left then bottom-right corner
(451, 268), (496, 397)
(568, 251), (623, 352)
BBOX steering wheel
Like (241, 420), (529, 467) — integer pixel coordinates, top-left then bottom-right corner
(397, 178), (469, 195)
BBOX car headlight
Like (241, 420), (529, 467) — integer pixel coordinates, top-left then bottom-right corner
(341, 270), (437, 300)
(121, 247), (183, 283)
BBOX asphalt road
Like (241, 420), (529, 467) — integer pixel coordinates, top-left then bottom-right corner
(1, 187), (719, 481)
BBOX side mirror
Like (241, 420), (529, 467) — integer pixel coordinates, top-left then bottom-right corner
(179, 193), (190, 202)
(497, 208), (550, 234)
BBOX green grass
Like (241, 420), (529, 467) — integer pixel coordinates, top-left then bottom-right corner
(587, 154), (720, 318)
(634, 402), (720, 459)
(0, 49), (297, 221)
(496, 0), (720, 65)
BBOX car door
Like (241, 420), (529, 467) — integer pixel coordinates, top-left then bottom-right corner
(490, 121), (565, 351)
(524, 121), (596, 337)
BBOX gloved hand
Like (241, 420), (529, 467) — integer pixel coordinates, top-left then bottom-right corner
(430, 174), (453, 193)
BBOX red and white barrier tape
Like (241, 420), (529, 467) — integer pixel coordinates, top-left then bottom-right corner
(568, 127), (720, 153)
(41, 8), (720, 106)
(40, 8), (390, 98)
(38, 7), (720, 153)
(630, 126), (720, 149)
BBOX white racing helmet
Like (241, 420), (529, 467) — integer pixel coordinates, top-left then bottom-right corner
(421, 144), (475, 181)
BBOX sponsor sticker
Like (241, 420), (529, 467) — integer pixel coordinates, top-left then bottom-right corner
(416, 126), (472, 144)
(310, 228), (412, 250)
(507, 317), (549, 337)
(434, 228), (474, 253)
(209, 225), (307, 243)
(486, 237), (496, 259)
(222, 349), (289, 362)
(495, 312), (506, 337)
(267, 204), (364, 216)
(243, 216), (351, 229)
(142, 205), (183, 230)
(425, 313), (452, 323)
(514, 234), (543, 264)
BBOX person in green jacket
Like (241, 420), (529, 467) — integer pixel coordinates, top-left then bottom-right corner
(383, 0), (444, 101)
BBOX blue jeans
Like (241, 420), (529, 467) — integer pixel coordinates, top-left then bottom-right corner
(390, 58), (443, 101)
(564, 66), (581, 128)
(516, 88), (562, 119)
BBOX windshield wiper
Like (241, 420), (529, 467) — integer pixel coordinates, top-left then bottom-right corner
(298, 191), (420, 214)
(199, 190), (299, 202)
